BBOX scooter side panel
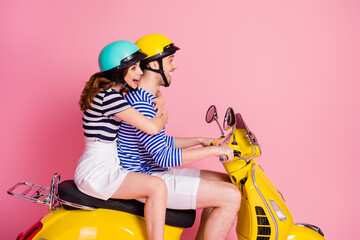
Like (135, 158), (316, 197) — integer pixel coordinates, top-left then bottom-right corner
(236, 162), (298, 240)
(252, 163), (295, 240)
(237, 164), (277, 240)
(33, 207), (183, 240)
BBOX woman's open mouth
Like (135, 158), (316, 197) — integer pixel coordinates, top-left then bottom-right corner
(133, 78), (140, 85)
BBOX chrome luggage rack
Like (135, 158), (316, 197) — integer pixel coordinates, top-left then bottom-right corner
(7, 173), (95, 210)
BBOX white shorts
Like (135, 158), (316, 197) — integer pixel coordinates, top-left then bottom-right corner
(74, 138), (129, 200)
(152, 168), (201, 210)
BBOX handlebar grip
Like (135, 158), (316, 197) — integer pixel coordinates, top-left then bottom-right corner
(219, 155), (228, 163)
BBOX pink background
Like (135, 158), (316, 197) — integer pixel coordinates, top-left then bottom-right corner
(1, 1), (359, 239)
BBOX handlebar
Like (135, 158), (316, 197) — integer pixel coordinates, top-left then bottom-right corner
(219, 155), (227, 163)
(207, 106), (261, 163)
(219, 150), (241, 163)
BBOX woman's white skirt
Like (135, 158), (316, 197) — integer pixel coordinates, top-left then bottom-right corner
(74, 138), (129, 200)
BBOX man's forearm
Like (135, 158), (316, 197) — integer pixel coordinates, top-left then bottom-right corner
(174, 137), (204, 148)
(181, 146), (219, 165)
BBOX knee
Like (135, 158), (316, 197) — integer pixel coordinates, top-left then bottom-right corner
(149, 177), (167, 199)
(224, 184), (241, 209)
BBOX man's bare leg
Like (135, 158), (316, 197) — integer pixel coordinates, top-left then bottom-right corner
(196, 170), (234, 240)
(195, 171), (240, 240)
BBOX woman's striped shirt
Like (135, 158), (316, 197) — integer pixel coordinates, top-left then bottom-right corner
(83, 88), (130, 142)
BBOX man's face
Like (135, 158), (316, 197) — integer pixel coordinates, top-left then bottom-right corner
(161, 54), (177, 86)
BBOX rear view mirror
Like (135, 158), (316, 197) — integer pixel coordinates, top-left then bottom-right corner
(205, 105), (224, 138)
(223, 107), (236, 131)
(205, 105), (217, 123)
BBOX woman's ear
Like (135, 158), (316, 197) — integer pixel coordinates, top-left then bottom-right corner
(148, 60), (160, 70)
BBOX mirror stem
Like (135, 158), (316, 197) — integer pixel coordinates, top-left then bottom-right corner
(215, 119), (225, 138)
(231, 128), (238, 145)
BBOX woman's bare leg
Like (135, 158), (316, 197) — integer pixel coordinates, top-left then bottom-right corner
(112, 171), (167, 240)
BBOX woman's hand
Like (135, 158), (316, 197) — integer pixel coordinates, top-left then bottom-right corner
(157, 109), (168, 124)
(198, 137), (215, 147)
(152, 91), (165, 117)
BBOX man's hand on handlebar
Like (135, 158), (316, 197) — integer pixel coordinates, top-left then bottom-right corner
(214, 146), (234, 163)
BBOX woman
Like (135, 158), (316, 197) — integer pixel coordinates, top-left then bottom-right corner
(74, 40), (167, 240)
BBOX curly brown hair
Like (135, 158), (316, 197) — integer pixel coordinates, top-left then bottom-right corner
(79, 65), (132, 112)
(78, 73), (115, 111)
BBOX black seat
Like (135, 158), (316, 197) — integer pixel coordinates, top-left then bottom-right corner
(58, 180), (196, 228)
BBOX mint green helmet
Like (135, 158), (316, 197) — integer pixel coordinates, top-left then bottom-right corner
(98, 40), (146, 84)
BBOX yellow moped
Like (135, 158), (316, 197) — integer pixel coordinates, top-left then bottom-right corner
(205, 105), (326, 240)
(8, 105), (326, 240)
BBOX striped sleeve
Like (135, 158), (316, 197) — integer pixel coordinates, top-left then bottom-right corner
(133, 103), (182, 168)
(164, 136), (175, 147)
(103, 90), (130, 117)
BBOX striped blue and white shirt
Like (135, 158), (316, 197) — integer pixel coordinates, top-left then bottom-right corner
(117, 88), (182, 174)
(83, 88), (130, 142)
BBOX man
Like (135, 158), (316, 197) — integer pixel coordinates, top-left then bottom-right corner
(117, 34), (240, 240)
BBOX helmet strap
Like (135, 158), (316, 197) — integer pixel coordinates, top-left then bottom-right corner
(142, 58), (170, 87)
(124, 82), (136, 92)
(119, 83), (136, 94)
(104, 72), (137, 92)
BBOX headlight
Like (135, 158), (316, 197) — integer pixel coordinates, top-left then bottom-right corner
(269, 200), (287, 221)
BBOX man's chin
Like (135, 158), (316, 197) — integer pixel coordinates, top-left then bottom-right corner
(160, 79), (171, 87)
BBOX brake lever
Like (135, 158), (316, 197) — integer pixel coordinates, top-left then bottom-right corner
(219, 150), (241, 162)
(234, 150), (241, 157)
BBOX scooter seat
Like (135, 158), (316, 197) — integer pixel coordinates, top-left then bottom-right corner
(58, 180), (196, 228)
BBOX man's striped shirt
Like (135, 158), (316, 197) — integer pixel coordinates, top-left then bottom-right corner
(117, 88), (182, 174)
(83, 88), (130, 142)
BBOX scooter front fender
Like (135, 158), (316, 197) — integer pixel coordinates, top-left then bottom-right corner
(286, 224), (326, 240)
(33, 207), (183, 240)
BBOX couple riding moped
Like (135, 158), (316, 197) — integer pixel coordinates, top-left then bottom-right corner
(8, 34), (326, 240)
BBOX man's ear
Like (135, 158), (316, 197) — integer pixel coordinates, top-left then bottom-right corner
(148, 60), (160, 70)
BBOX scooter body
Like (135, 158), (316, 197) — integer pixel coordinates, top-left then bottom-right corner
(8, 175), (195, 240)
(207, 106), (326, 240)
(28, 207), (184, 240)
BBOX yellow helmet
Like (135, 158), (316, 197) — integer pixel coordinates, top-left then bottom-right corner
(135, 34), (179, 64)
(135, 34), (179, 87)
